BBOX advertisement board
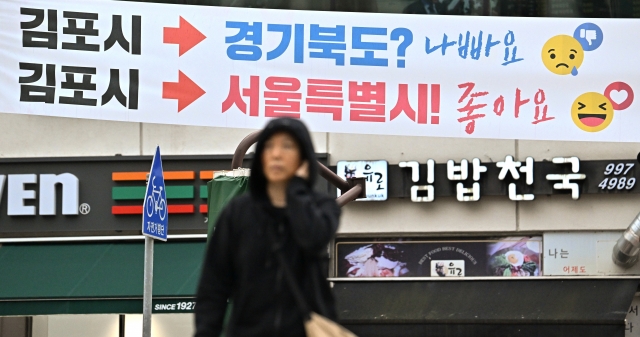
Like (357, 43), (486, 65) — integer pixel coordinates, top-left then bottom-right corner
(1, 0), (638, 142)
(336, 237), (543, 277)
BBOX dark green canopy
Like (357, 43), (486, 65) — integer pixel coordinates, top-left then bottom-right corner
(0, 241), (205, 315)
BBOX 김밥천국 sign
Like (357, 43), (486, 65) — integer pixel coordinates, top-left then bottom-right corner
(332, 156), (640, 202)
(0, 0), (638, 142)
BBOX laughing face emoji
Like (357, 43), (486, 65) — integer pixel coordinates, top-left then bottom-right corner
(571, 92), (614, 132)
(541, 35), (584, 75)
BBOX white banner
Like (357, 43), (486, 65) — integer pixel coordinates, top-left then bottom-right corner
(0, 0), (638, 141)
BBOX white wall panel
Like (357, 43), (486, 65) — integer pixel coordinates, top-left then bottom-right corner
(47, 315), (118, 337)
(0, 114), (140, 158)
(124, 314), (194, 337)
(141, 124), (327, 156)
(31, 316), (48, 337)
(517, 140), (640, 161)
(338, 197), (516, 234)
(152, 314), (194, 337)
(328, 134), (515, 165)
(519, 194), (640, 231)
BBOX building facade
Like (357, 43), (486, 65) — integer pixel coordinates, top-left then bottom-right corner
(1, 0), (640, 336)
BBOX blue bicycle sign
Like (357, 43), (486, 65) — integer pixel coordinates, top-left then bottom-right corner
(143, 146), (168, 241)
(146, 176), (167, 221)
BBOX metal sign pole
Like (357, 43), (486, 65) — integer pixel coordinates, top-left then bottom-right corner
(142, 234), (154, 337)
(142, 146), (167, 337)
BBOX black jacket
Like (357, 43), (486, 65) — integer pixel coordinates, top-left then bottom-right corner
(194, 118), (341, 337)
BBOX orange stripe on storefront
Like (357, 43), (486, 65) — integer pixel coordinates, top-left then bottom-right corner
(200, 171), (215, 180)
(112, 172), (147, 181)
(165, 171), (195, 180)
(112, 171), (195, 181)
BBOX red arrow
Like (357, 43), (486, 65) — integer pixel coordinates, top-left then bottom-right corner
(162, 71), (205, 112)
(163, 17), (206, 56)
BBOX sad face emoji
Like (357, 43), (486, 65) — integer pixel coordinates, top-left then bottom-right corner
(571, 92), (613, 132)
(541, 35), (584, 76)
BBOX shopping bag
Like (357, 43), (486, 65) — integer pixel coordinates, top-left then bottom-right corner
(206, 175), (249, 240)
(304, 312), (358, 337)
(205, 174), (247, 336)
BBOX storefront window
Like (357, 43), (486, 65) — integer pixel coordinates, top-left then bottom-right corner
(123, 0), (640, 18)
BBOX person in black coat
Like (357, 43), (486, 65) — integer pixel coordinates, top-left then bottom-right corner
(194, 118), (341, 337)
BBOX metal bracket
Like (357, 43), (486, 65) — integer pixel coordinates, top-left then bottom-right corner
(347, 177), (367, 199)
(230, 130), (365, 207)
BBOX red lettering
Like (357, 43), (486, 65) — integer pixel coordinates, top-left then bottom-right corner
(221, 75), (259, 116)
(493, 95), (504, 116)
(532, 89), (554, 124)
(457, 82), (488, 134)
(349, 81), (386, 122)
(514, 88), (530, 118)
(306, 79), (343, 121)
(264, 76), (301, 118)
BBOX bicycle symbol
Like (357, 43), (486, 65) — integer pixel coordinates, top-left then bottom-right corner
(146, 176), (167, 220)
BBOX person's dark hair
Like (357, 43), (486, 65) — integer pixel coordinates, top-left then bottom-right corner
(249, 118), (318, 198)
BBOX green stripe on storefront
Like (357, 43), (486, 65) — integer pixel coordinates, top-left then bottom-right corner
(0, 241), (206, 315)
(112, 186), (195, 200)
(0, 298), (200, 316)
(200, 185), (208, 199)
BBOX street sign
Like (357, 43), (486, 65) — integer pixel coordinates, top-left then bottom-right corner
(143, 147), (168, 241)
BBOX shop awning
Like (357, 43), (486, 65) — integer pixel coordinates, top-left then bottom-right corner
(333, 279), (639, 337)
(0, 241), (205, 315)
